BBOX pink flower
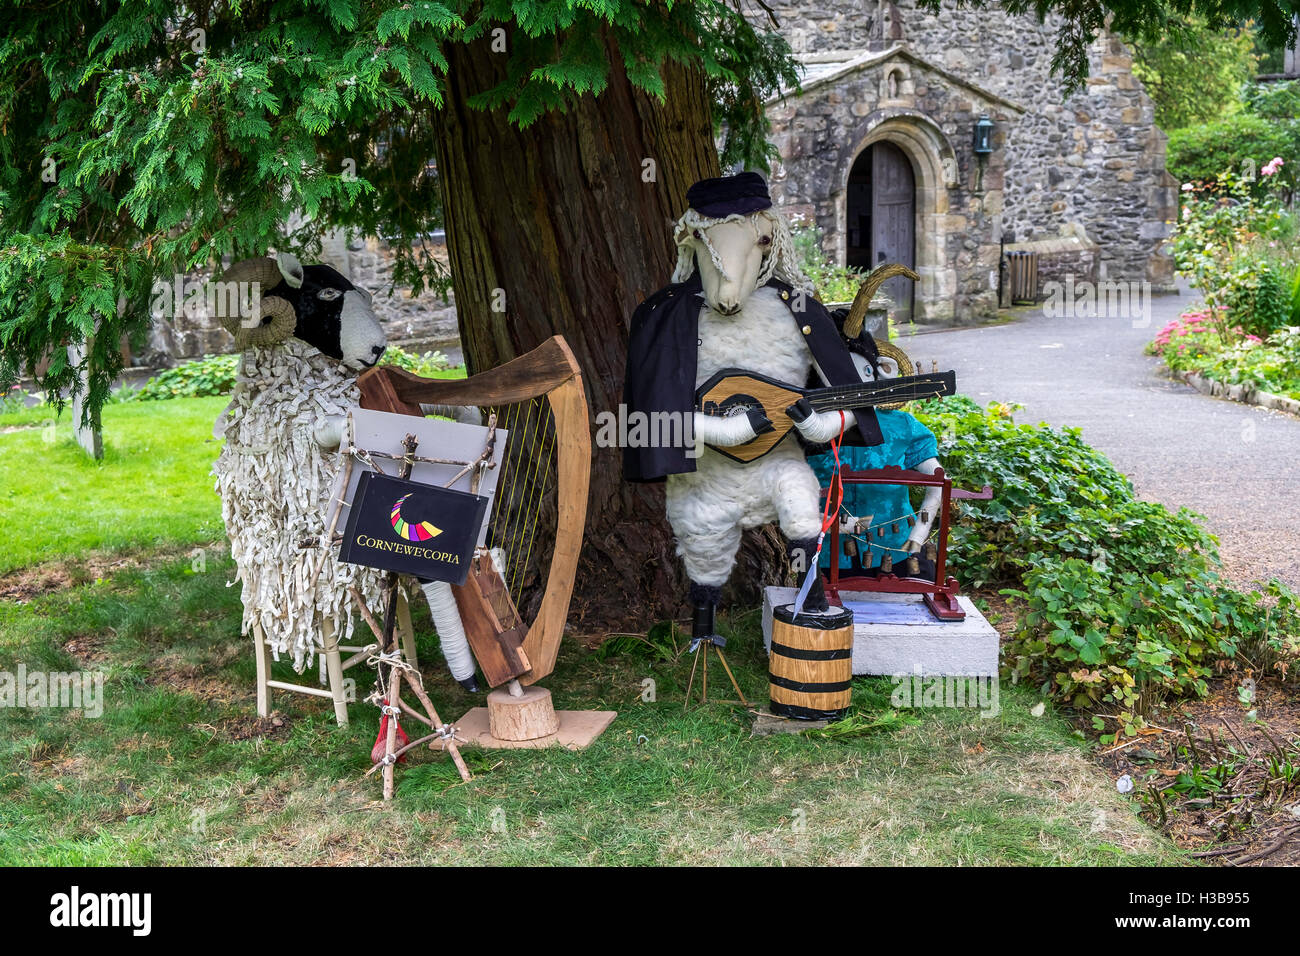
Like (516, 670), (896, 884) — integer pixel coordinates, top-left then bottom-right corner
(1262, 157), (1284, 177)
(1181, 182), (1194, 192)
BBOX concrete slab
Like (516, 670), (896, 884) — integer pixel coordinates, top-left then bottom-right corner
(761, 586), (999, 677)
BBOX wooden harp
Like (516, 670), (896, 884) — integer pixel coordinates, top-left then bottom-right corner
(356, 335), (591, 687)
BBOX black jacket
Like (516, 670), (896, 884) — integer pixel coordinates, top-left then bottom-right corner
(622, 274), (883, 483)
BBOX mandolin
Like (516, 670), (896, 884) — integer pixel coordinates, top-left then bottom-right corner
(695, 367), (956, 462)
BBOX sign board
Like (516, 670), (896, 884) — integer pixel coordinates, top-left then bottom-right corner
(339, 472), (488, 584)
(328, 407), (508, 551)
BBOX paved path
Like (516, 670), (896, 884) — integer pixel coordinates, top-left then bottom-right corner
(899, 288), (1300, 589)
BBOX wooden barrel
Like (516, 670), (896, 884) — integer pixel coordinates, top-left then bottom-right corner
(769, 604), (854, 721)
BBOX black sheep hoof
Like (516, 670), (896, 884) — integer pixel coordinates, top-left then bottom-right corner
(458, 676), (481, 693)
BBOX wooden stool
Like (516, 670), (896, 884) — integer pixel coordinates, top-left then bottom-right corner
(252, 587), (419, 727)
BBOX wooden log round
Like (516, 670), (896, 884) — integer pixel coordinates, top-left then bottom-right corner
(769, 604), (854, 721)
(487, 685), (560, 741)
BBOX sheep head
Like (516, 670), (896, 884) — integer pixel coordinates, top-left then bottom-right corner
(216, 253), (388, 370)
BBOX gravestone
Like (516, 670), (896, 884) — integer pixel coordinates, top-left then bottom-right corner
(66, 341), (103, 460)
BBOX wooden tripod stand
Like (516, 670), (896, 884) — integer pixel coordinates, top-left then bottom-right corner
(350, 431), (484, 797)
(684, 638), (749, 708)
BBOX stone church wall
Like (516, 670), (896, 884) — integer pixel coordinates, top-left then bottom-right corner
(759, 0), (1178, 313)
(766, 53), (1015, 322)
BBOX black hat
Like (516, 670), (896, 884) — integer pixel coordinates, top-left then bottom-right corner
(685, 172), (772, 218)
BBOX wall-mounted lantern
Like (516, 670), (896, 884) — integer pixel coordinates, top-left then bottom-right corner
(973, 115), (995, 155)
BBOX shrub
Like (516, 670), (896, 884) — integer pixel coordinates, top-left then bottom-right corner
(125, 346), (455, 402)
(1149, 310), (1300, 401)
(377, 346), (452, 377)
(913, 397), (1300, 738)
(1167, 114), (1300, 197)
(130, 353), (240, 401)
(914, 397), (1143, 590)
(1126, 19), (1257, 132)
(1221, 258), (1291, 338)
(1242, 78), (1300, 122)
(0, 384), (33, 414)
(790, 221), (872, 304)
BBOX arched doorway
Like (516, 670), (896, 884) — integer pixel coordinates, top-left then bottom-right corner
(845, 141), (916, 320)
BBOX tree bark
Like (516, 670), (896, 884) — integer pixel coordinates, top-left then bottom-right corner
(433, 32), (787, 629)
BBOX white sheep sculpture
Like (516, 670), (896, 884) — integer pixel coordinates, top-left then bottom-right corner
(624, 173), (886, 650)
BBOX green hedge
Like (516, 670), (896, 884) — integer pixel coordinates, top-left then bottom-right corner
(1166, 114), (1300, 193)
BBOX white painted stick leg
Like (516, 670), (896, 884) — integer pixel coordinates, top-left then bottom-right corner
(396, 588), (418, 671)
(253, 621), (273, 718)
(322, 618), (349, 727)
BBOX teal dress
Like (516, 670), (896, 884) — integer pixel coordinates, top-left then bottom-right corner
(808, 410), (939, 570)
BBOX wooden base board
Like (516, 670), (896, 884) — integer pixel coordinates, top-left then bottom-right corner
(453, 707), (617, 750)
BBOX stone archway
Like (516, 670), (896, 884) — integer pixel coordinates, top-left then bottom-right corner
(831, 111), (959, 324)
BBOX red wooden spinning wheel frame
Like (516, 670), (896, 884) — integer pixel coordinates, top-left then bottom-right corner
(822, 465), (992, 621)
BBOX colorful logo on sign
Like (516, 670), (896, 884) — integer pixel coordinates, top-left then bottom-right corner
(389, 494), (442, 542)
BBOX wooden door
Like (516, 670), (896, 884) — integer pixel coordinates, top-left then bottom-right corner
(845, 151), (873, 270)
(870, 142), (915, 321)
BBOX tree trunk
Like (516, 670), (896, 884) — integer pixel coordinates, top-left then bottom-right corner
(433, 32), (787, 629)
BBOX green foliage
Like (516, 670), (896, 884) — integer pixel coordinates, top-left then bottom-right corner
(1167, 114), (1300, 196)
(1243, 77), (1300, 118)
(1151, 311), (1300, 401)
(130, 353), (240, 401)
(707, 12), (800, 171)
(1166, 163), (1300, 374)
(0, 0), (796, 424)
(1170, 171), (1299, 341)
(914, 398), (1142, 591)
(122, 345), (455, 402)
(923, 1), (1299, 95)
(913, 397), (1300, 735)
(376, 345), (452, 378)
(0, 384), (35, 414)
(1127, 18), (1257, 131)
(1229, 258), (1290, 335)
(790, 222), (871, 304)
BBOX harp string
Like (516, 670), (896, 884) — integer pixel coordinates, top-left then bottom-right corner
(487, 402), (522, 559)
(512, 403), (556, 608)
(480, 397), (559, 616)
(502, 399), (540, 601)
(506, 399), (547, 602)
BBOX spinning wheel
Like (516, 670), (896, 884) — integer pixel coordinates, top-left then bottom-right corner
(824, 465), (992, 620)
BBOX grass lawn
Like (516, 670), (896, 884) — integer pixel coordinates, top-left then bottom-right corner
(0, 389), (1189, 865)
(0, 550), (1186, 865)
(0, 396), (228, 574)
